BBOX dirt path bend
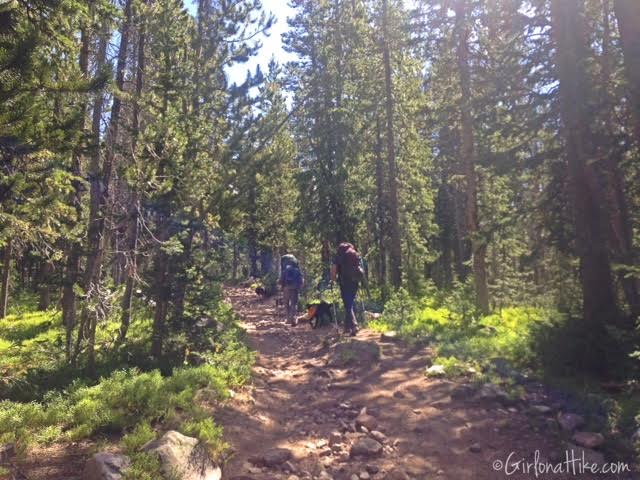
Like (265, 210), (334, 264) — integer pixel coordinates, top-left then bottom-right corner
(219, 286), (606, 480)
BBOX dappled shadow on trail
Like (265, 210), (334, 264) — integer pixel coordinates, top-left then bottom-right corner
(218, 286), (609, 480)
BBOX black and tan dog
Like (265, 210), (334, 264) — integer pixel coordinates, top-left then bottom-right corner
(296, 301), (333, 329)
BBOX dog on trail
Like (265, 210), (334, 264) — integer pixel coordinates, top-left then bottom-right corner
(255, 286), (268, 299)
(295, 301), (333, 329)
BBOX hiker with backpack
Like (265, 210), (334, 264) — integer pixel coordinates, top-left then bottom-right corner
(331, 242), (365, 336)
(280, 254), (303, 326)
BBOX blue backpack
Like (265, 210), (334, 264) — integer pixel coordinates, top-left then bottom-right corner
(283, 265), (302, 288)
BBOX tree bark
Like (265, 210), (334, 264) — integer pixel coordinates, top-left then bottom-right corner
(614, 0), (640, 142)
(120, 10), (146, 341)
(81, 25), (109, 374)
(374, 116), (387, 288)
(63, 18), (91, 362)
(551, 0), (620, 338)
(0, 239), (12, 319)
(454, 0), (489, 313)
(600, 0), (639, 317)
(381, 0), (402, 288)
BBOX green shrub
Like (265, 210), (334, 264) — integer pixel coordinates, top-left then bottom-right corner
(371, 288), (561, 374)
(0, 363), (252, 448)
(122, 423), (156, 454)
(429, 356), (468, 377)
(181, 418), (228, 462)
(124, 452), (164, 480)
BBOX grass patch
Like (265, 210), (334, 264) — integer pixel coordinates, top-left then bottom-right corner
(369, 288), (557, 373)
(0, 298), (254, 455)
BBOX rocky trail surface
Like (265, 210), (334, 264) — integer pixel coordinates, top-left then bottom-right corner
(218, 286), (613, 480)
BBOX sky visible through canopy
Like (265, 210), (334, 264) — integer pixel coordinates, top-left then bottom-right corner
(186, 0), (296, 86)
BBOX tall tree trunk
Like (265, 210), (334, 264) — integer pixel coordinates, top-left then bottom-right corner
(374, 116), (387, 288)
(551, 0), (620, 341)
(600, 0), (639, 317)
(84, 5), (132, 374)
(454, 0), (489, 313)
(381, 0), (402, 288)
(120, 10), (146, 341)
(63, 16), (92, 362)
(0, 239), (12, 319)
(80, 25), (109, 374)
(614, 0), (640, 142)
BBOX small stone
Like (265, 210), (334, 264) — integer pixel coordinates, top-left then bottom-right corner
(319, 448), (332, 457)
(356, 413), (378, 431)
(350, 438), (383, 458)
(530, 405), (553, 415)
(380, 331), (398, 341)
(426, 364), (446, 377)
(393, 390), (405, 399)
(370, 431), (387, 443)
(318, 471), (333, 480)
(263, 448), (293, 467)
(474, 383), (510, 404)
(351, 475), (360, 480)
(450, 384), (475, 400)
(359, 472), (371, 480)
(287, 476), (300, 480)
(469, 443), (482, 453)
(329, 431), (343, 446)
(572, 432), (605, 449)
(366, 465), (380, 474)
(557, 413), (585, 432)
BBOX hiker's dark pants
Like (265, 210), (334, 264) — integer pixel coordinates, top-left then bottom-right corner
(340, 282), (358, 332)
(283, 286), (299, 324)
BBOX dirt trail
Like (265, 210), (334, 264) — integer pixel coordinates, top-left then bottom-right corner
(219, 286), (599, 480)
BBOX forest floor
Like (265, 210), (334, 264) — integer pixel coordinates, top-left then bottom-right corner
(218, 286), (612, 480)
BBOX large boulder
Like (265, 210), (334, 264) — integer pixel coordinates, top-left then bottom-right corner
(329, 340), (381, 368)
(142, 431), (221, 480)
(83, 453), (130, 480)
